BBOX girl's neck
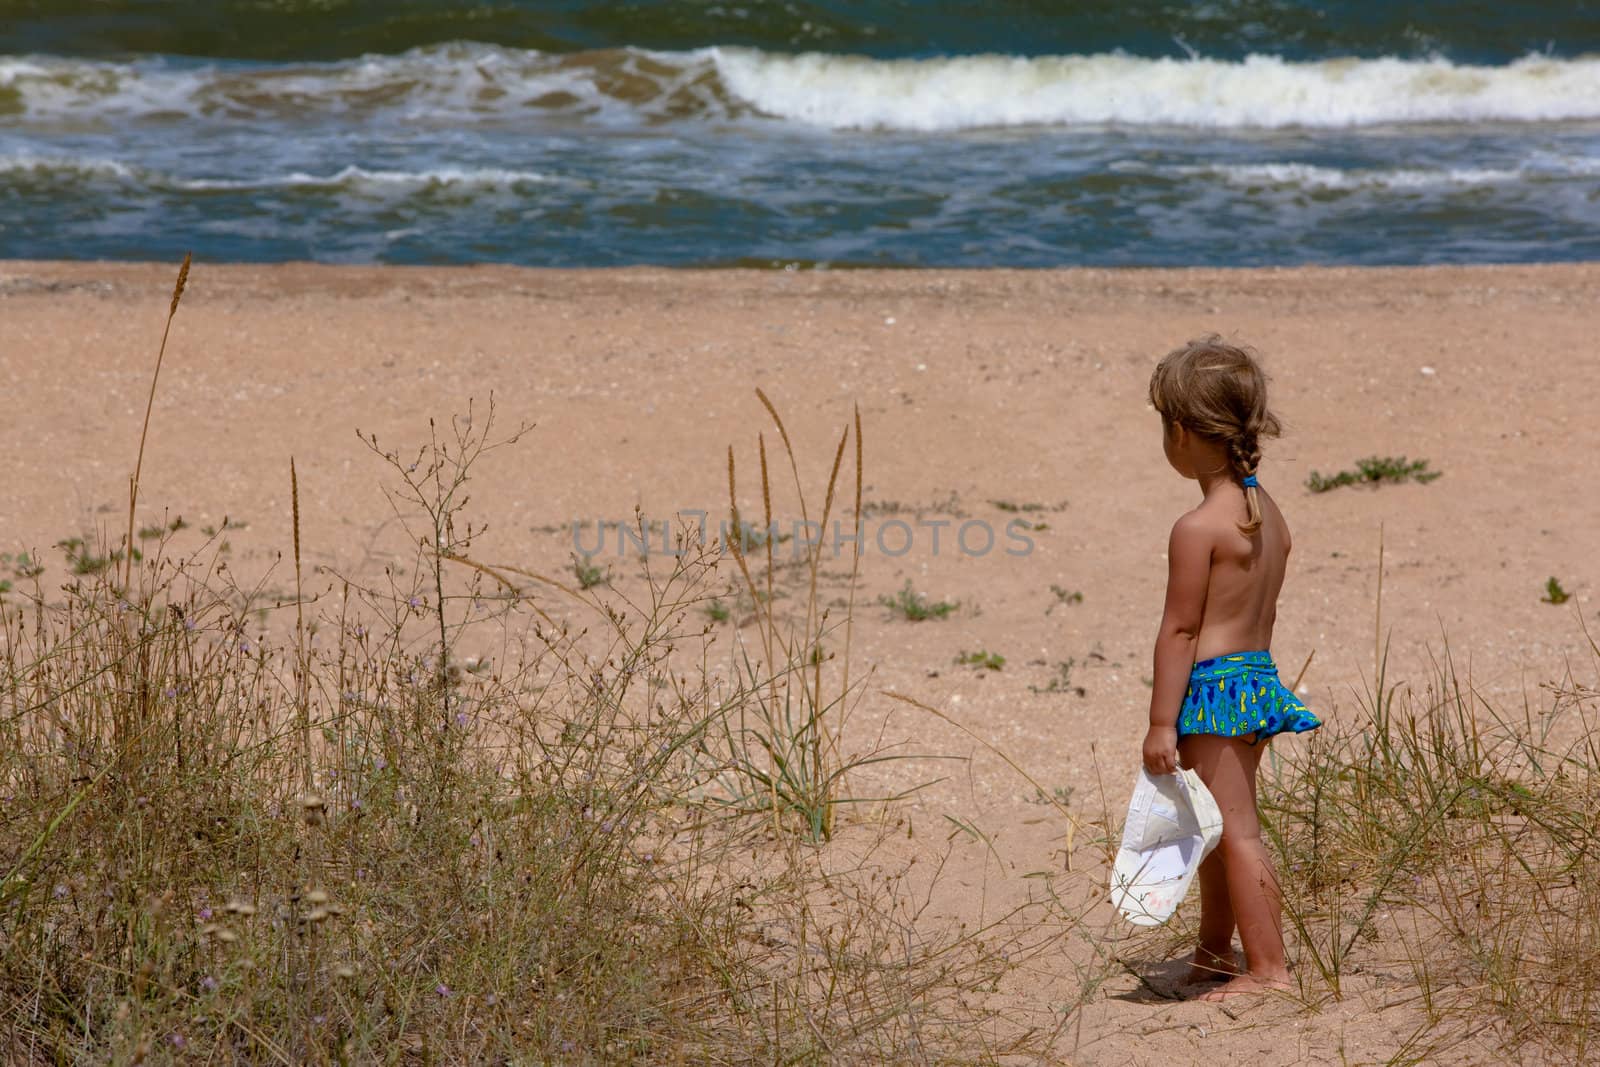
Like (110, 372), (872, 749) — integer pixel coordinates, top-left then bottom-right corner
(1191, 446), (1238, 496)
(1196, 466), (1236, 497)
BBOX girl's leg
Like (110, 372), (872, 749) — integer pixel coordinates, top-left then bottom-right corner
(1179, 734), (1239, 982)
(1184, 847), (1241, 982)
(1179, 733), (1291, 998)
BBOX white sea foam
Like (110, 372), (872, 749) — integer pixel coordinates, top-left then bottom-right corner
(169, 165), (557, 191)
(0, 45), (725, 125)
(1158, 157), (1600, 189)
(0, 153), (138, 179)
(0, 154), (556, 192)
(1176, 162), (1521, 189)
(709, 48), (1600, 130)
(6, 46), (1600, 131)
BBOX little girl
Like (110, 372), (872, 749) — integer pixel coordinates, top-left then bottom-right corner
(1142, 336), (1321, 1001)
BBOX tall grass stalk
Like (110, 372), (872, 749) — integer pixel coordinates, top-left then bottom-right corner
(719, 391), (880, 843)
(123, 252), (189, 593)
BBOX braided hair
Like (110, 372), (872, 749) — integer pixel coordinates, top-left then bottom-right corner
(1148, 335), (1282, 534)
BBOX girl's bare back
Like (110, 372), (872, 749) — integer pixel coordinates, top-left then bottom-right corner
(1189, 485), (1290, 663)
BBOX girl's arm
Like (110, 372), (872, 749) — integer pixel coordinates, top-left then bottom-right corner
(1143, 512), (1212, 774)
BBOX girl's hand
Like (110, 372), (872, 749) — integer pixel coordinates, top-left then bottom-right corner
(1142, 725), (1179, 775)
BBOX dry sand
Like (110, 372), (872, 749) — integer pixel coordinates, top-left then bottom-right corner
(3, 260), (1598, 1064)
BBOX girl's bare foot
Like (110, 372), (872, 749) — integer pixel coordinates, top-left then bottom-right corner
(1183, 946), (1241, 984)
(1195, 973), (1292, 1001)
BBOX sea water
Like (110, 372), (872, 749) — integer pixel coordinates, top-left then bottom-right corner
(1, 1), (1597, 266)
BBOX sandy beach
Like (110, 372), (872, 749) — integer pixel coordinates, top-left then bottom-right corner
(3, 259), (1598, 1063)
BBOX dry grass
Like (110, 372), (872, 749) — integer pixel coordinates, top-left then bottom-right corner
(0, 259), (1079, 1063)
(1260, 630), (1600, 1061)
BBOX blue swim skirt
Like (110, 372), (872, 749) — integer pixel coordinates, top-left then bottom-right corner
(1175, 650), (1321, 745)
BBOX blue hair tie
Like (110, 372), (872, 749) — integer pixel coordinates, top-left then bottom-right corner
(1242, 474), (1259, 488)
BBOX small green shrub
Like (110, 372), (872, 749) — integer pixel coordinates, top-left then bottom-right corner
(1541, 577), (1572, 605)
(1028, 659), (1084, 696)
(955, 650), (1005, 671)
(1028, 784), (1074, 807)
(1046, 585), (1083, 614)
(1306, 456), (1442, 493)
(878, 581), (958, 621)
(574, 555), (606, 589)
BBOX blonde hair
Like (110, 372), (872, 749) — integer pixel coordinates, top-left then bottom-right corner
(1148, 335), (1283, 534)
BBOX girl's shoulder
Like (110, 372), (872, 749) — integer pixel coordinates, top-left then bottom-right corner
(1170, 503), (1216, 536)
(1168, 503), (1224, 554)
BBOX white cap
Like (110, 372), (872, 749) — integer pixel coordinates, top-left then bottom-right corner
(1109, 767), (1224, 926)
